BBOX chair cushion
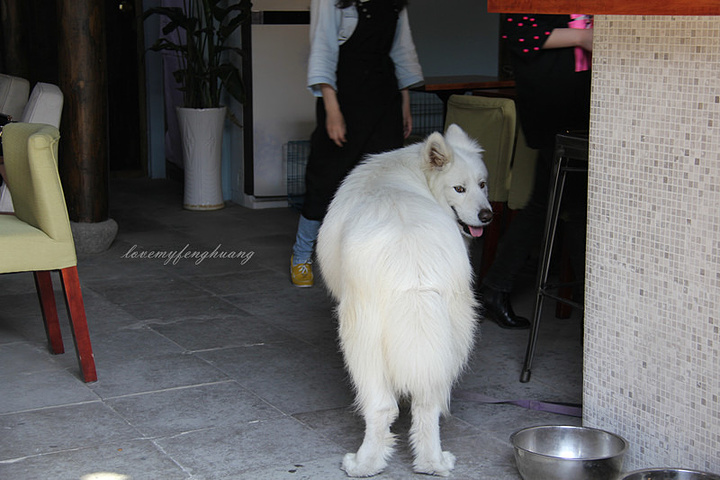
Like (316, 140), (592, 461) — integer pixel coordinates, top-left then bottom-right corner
(0, 123), (77, 273)
(445, 95), (517, 203)
(507, 127), (537, 210)
(0, 216), (76, 273)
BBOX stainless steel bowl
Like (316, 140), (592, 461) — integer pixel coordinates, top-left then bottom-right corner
(510, 425), (629, 480)
(620, 469), (720, 480)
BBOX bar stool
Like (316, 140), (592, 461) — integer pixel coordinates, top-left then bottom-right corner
(520, 132), (589, 383)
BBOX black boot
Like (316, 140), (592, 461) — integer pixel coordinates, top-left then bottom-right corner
(480, 285), (530, 329)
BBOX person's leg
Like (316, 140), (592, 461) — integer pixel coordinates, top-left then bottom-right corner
(292, 215), (321, 264)
(290, 215), (319, 288)
(291, 97), (375, 286)
(480, 148), (553, 328)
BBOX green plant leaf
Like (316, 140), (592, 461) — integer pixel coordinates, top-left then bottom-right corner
(143, 0), (250, 110)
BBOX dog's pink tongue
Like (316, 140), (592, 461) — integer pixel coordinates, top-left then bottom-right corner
(469, 226), (484, 238)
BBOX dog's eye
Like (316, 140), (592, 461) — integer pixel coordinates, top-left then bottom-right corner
(454, 186), (466, 193)
(479, 181), (486, 189)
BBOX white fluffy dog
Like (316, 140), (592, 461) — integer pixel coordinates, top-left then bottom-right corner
(317, 125), (493, 477)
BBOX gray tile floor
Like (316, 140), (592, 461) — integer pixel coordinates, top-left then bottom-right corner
(0, 178), (583, 479)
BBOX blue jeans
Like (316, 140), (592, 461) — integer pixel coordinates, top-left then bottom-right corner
(292, 215), (321, 264)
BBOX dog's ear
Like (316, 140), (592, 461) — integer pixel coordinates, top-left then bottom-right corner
(423, 131), (453, 170)
(444, 124), (468, 144)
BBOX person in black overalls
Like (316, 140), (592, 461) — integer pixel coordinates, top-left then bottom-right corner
(291, 0), (423, 287)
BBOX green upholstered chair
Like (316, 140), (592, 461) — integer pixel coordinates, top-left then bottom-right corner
(0, 123), (97, 382)
(444, 94), (537, 278)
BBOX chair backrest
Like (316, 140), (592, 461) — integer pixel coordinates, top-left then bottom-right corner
(0, 73), (30, 119)
(444, 94), (517, 203)
(2, 123), (72, 242)
(20, 82), (64, 128)
(506, 126), (537, 210)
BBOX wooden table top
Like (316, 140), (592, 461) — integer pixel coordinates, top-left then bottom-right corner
(416, 75), (516, 93)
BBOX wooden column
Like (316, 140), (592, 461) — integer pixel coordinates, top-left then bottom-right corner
(57, 0), (108, 223)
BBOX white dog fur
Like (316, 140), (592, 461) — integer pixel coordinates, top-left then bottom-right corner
(317, 125), (493, 477)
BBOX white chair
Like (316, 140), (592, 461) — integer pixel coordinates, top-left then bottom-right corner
(0, 73), (30, 119)
(0, 74), (31, 212)
(21, 82), (64, 127)
(1, 82), (64, 213)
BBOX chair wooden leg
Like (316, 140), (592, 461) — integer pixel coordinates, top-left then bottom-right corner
(58, 266), (97, 383)
(33, 271), (65, 354)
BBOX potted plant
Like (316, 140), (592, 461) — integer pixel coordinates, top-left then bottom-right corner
(144, 0), (251, 210)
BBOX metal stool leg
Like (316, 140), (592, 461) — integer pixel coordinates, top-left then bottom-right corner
(520, 148), (568, 383)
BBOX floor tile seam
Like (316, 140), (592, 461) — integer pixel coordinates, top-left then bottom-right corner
(82, 268), (206, 291)
(511, 377), (584, 404)
(192, 339), (301, 360)
(288, 410), (359, 452)
(452, 388), (578, 408)
(188, 292), (259, 316)
(99, 379), (239, 401)
(183, 341), (289, 355)
(254, 321), (340, 351)
(0, 365), (78, 379)
(146, 437), (196, 478)
(446, 428), (518, 453)
(440, 412), (483, 434)
(149, 416), (294, 443)
(0, 339), (54, 351)
(100, 291), (213, 308)
(173, 260), (272, 280)
(221, 380), (332, 418)
(110, 314), (266, 335)
(136, 310), (259, 328)
(78, 267), (176, 281)
(0, 438), (174, 467)
(0, 398), (103, 417)
(170, 275), (268, 293)
(148, 429), (332, 480)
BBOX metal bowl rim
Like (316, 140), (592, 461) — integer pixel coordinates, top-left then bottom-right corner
(620, 468), (720, 479)
(510, 425), (629, 461)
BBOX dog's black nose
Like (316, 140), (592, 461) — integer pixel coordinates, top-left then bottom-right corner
(478, 209), (493, 224)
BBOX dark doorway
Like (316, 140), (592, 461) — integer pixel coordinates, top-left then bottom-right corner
(105, 0), (147, 176)
(1, 0), (148, 176)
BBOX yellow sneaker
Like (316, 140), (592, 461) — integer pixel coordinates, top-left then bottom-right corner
(291, 256), (314, 287)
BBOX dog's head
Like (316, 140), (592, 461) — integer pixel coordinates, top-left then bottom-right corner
(422, 124), (493, 238)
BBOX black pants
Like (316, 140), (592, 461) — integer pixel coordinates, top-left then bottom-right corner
(301, 93), (403, 221)
(481, 146), (588, 293)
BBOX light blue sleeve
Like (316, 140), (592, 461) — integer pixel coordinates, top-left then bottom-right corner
(307, 0), (342, 97)
(390, 9), (424, 90)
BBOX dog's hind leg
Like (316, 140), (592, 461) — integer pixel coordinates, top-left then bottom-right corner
(409, 393), (455, 477)
(342, 390), (399, 477)
(338, 299), (399, 477)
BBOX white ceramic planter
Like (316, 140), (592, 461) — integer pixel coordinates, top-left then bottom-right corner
(176, 106), (226, 210)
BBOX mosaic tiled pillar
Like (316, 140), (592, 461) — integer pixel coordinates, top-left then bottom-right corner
(584, 15), (720, 471)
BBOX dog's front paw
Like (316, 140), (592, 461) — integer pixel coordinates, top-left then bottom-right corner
(341, 452), (386, 478)
(413, 451), (456, 477)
